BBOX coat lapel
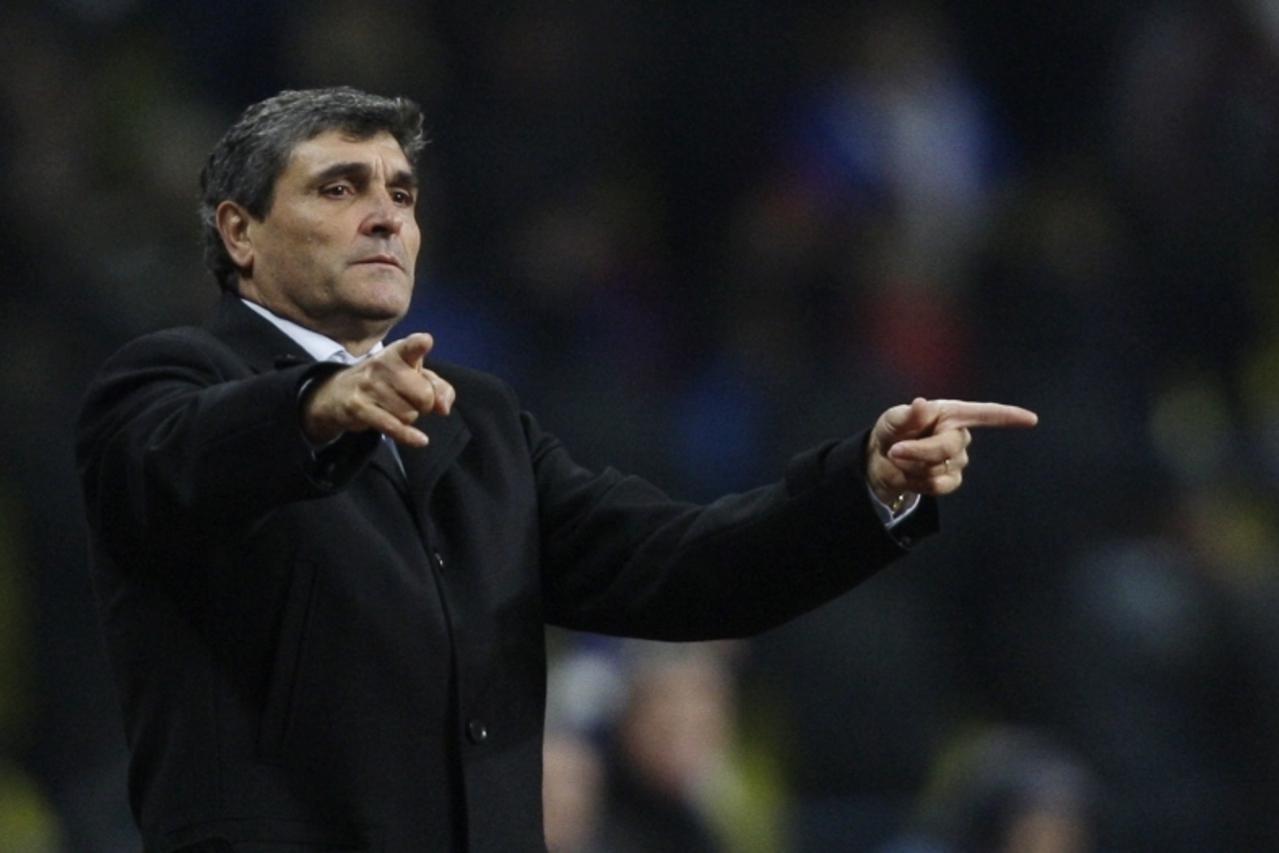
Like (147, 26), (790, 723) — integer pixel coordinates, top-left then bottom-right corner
(400, 398), (471, 508)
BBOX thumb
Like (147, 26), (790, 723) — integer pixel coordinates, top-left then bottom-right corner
(880, 397), (938, 442)
(393, 333), (434, 369)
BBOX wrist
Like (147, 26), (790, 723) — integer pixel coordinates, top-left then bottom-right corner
(886, 490), (915, 515)
(299, 375), (343, 447)
(864, 444), (901, 508)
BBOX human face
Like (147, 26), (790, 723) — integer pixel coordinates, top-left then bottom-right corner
(237, 129), (420, 353)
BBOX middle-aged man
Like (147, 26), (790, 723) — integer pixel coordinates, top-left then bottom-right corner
(76, 88), (1037, 852)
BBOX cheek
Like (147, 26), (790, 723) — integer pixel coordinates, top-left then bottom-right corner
(292, 228), (348, 278)
(404, 221), (423, 259)
(279, 239), (327, 281)
(263, 220), (322, 264)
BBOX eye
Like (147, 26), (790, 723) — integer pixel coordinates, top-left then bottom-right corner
(391, 188), (415, 206)
(320, 183), (352, 198)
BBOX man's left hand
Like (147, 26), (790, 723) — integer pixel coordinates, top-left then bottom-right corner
(866, 397), (1038, 506)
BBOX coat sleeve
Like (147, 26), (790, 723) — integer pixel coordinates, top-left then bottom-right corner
(525, 411), (938, 641)
(76, 328), (378, 554)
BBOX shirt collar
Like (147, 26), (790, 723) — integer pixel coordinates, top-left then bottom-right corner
(240, 298), (384, 363)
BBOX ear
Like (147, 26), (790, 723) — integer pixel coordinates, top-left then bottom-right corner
(215, 200), (255, 278)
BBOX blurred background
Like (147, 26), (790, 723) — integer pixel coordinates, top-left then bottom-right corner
(4, 0), (1279, 850)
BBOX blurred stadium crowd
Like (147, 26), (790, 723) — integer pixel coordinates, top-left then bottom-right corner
(5, 0), (1279, 850)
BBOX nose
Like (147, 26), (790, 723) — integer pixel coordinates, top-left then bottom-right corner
(360, 189), (406, 238)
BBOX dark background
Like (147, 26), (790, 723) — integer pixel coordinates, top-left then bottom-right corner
(4, 0), (1279, 849)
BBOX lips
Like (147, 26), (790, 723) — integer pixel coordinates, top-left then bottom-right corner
(353, 254), (404, 270)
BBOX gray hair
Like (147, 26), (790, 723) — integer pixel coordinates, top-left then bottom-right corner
(199, 87), (427, 291)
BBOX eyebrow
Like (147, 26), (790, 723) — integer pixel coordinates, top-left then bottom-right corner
(310, 161), (418, 191)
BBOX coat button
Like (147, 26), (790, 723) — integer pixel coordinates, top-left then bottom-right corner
(432, 550), (445, 569)
(466, 718), (488, 744)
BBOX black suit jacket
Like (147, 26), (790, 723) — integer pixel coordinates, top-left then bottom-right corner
(76, 293), (935, 852)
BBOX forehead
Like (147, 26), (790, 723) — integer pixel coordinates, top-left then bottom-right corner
(281, 129), (413, 179)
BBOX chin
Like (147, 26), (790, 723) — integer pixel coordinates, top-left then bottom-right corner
(359, 300), (410, 325)
(347, 280), (413, 320)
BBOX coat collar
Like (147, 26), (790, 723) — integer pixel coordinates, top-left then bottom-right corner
(207, 291), (314, 374)
(207, 291), (471, 502)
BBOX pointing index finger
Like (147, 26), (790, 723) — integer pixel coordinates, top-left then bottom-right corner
(393, 333), (434, 369)
(935, 400), (1039, 430)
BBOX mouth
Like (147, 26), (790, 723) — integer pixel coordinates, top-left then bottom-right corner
(353, 254), (404, 271)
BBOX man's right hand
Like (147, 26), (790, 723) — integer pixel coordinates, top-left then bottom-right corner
(301, 333), (456, 447)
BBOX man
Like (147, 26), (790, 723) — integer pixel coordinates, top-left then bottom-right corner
(76, 87), (1036, 852)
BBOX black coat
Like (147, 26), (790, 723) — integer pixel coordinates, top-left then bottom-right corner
(76, 293), (935, 852)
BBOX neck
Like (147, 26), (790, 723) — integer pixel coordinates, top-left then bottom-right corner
(337, 331), (384, 357)
(238, 287), (393, 356)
